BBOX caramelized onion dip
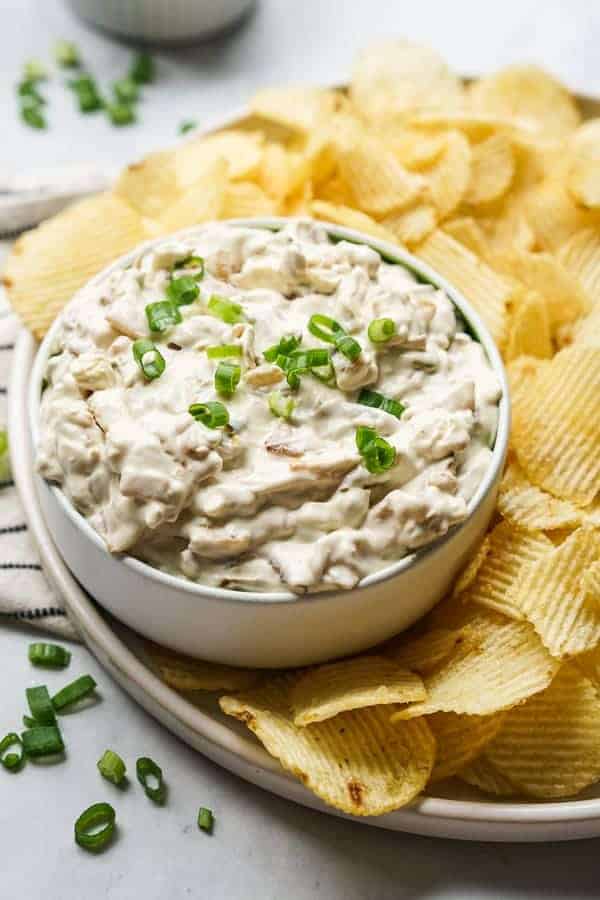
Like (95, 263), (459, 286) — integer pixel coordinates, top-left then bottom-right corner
(37, 221), (502, 594)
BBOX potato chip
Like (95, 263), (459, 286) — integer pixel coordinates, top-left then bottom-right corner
(575, 644), (600, 686)
(408, 111), (534, 140)
(498, 460), (583, 531)
(505, 290), (553, 361)
(220, 676), (436, 815)
(114, 150), (179, 220)
(484, 664), (600, 799)
(568, 157), (600, 209)
(416, 230), (512, 346)
(465, 134), (515, 206)
(469, 65), (581, 139)
(506, 355), (549, 409)
(507, 527), (600, 658)
(315, 175), (355, 207)
(257, 143), (294, 201)
(458, 756), (517, 796)
(249, 87), (342, 134)
(144, 641), (262, 692)
(350, 40), (464, 123)
(442, 217), (489, 257)
(337, 137), (425, 217)
(558, 227), (600, 304)
(382, 627), (464, 675)
(523, 178), (599, 251)
(290, 656), (426, 726)
(451, 535), (491, 598)
(511, 346), (600, 506)
(457, 520), (553, 619)
(159, 159), (227, 232)
(383, 128), (447, 171)
(428, 711), (506, 782)
(390, 616), (559, 720)
(221, 181), (279, 219)
(175, 130), (264, 186)
(311, 200), (396, 243)
(381, 203), (437, 247)
(425, 131), (472, 219)
(3, 192), (145, 339)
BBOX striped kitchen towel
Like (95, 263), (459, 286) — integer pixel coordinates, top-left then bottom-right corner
(0, 314), (79, 639)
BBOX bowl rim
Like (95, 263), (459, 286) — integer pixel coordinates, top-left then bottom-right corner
(29, 215), (510, 607)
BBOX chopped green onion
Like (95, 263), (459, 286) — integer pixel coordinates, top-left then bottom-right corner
(357, 388), (405, 419)
(22, 715), (36, 729)
(130, 52), (155, 85)
(18, 80), (45, 101)
(132, 340), (166, 380)
(146, 300), (182, 333)
(0, 733), (24, 771)
(308, 314), (344, 343)
(107, 103), (136, 126)
(279, 347), (333, 390)
(173, 255), (204, 279)
(335, 333), (362, 361)
(136, 757), (166, 804)
(215, 362), (241, 397)
(189, 401), (229, 428)
(179, 120), (198, 135)
(112, 78), (139, 104)
(268, 391), (295, 420)
(24, 60), (47, 82)
(21, 725), (64, 757)
(166, 276), (199, 306)
(52, 674), (97, 712)
(206, 344), (242, 359)
(98, 750), (126, 786)
(74, 802), (116, 853)
(21, 104), (46, 129)
(197, 807), (214, 833)
(68, 75), (103, 113)
(28, 642), (71, 669)
(290, 348), (331, 368)
(368, 317), (396, 344)
(263, 334), (301, 363)
(0, 429), (9, 482)
(54, 40), (80, 68)
(355, 426), (396, 474)
(26, 685), (56, 725)
(207, 294), (244, 324)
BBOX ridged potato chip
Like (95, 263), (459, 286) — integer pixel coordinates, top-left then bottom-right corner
(382, 627), (464, 675)
(416, 230), (512, 346)
(311, 201), (396, 243)
(505, 290), (553, 361)
(425, 131), (472, 219)
(144, 641), (262, 692)
(115, 150), (179, 219)
(558, 227), (600, 304)
(523, 178), (599, 251)
(451, 535), (491, 598)
(458, 756), (517, 796)
(290, 656), (426, 726)
(337, 137), (425, 217)
(381, 203), (437, 246)
(383, 128), (447, 171)
(3, 192), (145, 339)
(576, 644), (600, 686)
(582, 560), (600, 600)
(221, 181), (278, 218)
(220, 676), (436, 816)
(465, 134), (515, 206)
(159, 159), (227, 232)
(443, 216), (489, 257)
(498, 460), (583, 531)
(507, 527), (600, 658)
(175, 130), (264, 186)
(250, 87), (342, 134)
(511, 346), (600, 506)
(391, 616), (559, 720)
(428, 711), (506, 782)
(506, 355), (549, 410)
(484, 664), (600, 799)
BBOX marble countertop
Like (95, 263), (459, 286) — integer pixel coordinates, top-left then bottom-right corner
(2, 1), (600, 897)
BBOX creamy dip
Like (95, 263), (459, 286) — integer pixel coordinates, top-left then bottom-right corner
(37, 221), (501, 594)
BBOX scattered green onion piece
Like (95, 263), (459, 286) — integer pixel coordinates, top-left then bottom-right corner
(215, 362), (241, 397)
(112, 78), (139, 104)
(179, 120), (198, 135)
(0, 429), (9, 482)
(52, 674), (97, 712)
(145, 300), (181, 333)
(132, 339), (166, 381)
(310, 360), (337, 386)
(21, 725), (64, 758)
(68, 76), (103, 113)
(357, 388), (405, 419)
(24, 60), (47, 82)
(263, 334), (301, 363)
(130, 52), (155, 85)
(136, 756), (166, 804)
(0, 733), (24, 771)
(21, 104), (46, 129)
(268, 391), (295, 420)
(22, 715), (36, 729)
(26, 685), (56, 725)
(207, 294), (244, 324)
(173, 255), (204, 279)
(197, 807), (214, 834)
(54, 40), (80, 68)
(166, 276), (199, 306)
(107, 103), (136, 126)
(290, 348), (331, 368)
(335, 333), (362, 361)
(74, 802), (116, 853)
(355, 426), (396, 474)
(28, 642), (71, 669)
(98, 749), (126, 786)
(368, 318), (396, 344)
(18, 80), (45, 101)
(189, 401), (229, 428)
(308, 314), (344, 344)
(206, 344), (242, 359)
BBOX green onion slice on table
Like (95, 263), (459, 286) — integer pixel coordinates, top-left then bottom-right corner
(197, 807), (214, 833)
(52, 674), (97, 712)
(112, 77), (139, 104)
(74, 802), (116, 852)
(107, 103), (136, 126)
(28, 642), (71, 668)
(98, 750), (126, 786)
(54, 40), (80, 68)
(21, 725), (64, 758)
(136, 757), (166, 804)
(357, 388), (405, 419)
(207, 294), (245, 324)
(215, 362), (241, 397)
(355, 426), (396, 475)
(132, 340), (166, 381)
(130, 52), (155, 85)
(0, 733), (24, 771)
(368, 317), (397, 344)
(189, 401), (229, 428)
(308, 314), (362, 361)
(145, 300), (182, 333)
(26, 685), (56, 725)
(166, 276), (199, 306)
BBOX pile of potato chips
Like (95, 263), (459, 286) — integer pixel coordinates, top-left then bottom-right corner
(5, 39), (600, 817)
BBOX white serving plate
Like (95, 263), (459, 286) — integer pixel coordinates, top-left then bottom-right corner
(10, 329), (600, 841)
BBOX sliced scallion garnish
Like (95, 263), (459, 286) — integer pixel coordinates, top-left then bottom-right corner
(173, 255), (204, 279)
(179, 120), (198, 135)
(107, 103), (135, 126)
(215, 361), (241, 397)
(26, 685), (56, 726)
(166, 276), (199, 306)
(132, 340), (166, 381)
(54, 40), (80, 68)
(21, 104), (46, 129)
(21, 725), (64, 757)
(308, 314), (361, 361)
(357, 388), (405, 419)
(130, 52), (155, 85)
(0, 733), (24, 772)
(74, 802), (116, 852)
(146, 300), (182, 333)
(368, 317), (396, 344)
(334, 333), (362, 361)
(268, 391), (295, 420)
(207, 294), (244, 324)
(263, 334), (301, 363)
(197, 807), (214, 833)
(112, 78), (139, 104)
(22, 715), (36, 729)
(52, 674), (97, 712)
(28, 642), (71, 669)
(24, 60), (47, 82)
(206, 344), (242, 359)
(67, 75), (103, 113)
(136, 756), (166, 804)
(189, 401), (229, 429)
(355, 426), (396, 475)
(98, 750), (126, 786)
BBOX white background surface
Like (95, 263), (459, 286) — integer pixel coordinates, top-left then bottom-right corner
(2, 1), (600, 897)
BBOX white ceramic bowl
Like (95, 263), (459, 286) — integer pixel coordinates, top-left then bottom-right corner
(29, 218), (509, 668)
(66, 0), (254, 43)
